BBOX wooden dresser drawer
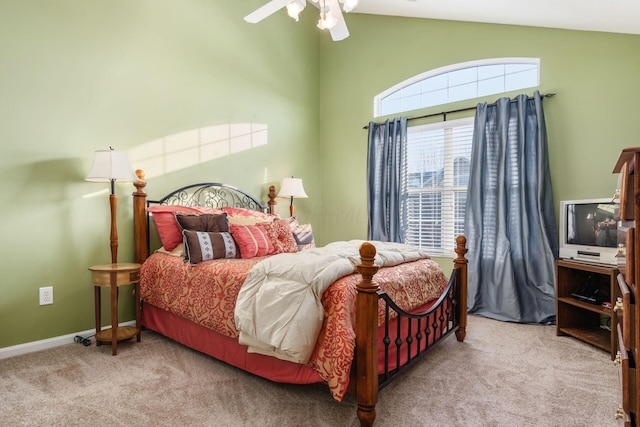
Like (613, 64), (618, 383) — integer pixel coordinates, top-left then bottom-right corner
(617, 274), (637, 350)
(617, 325), (637, 415)
(617, 224), (635, 278)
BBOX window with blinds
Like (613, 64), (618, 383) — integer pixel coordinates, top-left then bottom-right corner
(404, 117), (474, 256)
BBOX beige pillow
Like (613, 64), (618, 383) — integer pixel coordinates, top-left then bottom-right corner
(156, 243), (184, 257)
(228, 216), (276, 226)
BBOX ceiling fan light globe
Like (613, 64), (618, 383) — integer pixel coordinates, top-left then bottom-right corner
(317, 12), (337, 30)
(286, 0), (306, 21)
(341, 0), (358, 13)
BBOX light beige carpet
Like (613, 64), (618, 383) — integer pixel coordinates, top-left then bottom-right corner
(0, 315), (618, 426)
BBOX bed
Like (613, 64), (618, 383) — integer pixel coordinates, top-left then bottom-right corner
(131, 173), (468, 426)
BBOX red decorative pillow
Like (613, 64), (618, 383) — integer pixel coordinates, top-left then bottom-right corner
(148, 205), (204, 251)
(262, 219), (298, 254)
(229, 224), (274, 259)
(148, 206), (225, 251)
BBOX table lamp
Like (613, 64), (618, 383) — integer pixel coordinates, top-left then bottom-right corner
(86, 147), (138, 264)
(277, 177), (308, 217)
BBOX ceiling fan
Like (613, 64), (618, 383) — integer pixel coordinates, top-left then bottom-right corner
(244, 0), (358, 41)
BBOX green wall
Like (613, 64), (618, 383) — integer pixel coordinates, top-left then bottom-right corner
(0, 1), (321, 348)
(2, 2), (640, 349)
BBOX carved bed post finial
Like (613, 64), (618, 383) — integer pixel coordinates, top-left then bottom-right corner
(453, 235), (468, 342)
(132, 169), (148, 264)
(355, 242), (380, 427)
(268, 185), (277, 215)
(133, 169), (146, 194)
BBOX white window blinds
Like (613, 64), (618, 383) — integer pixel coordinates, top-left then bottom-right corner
(405, 117), (474, 256)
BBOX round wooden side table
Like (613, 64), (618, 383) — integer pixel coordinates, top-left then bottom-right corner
(88, 262), (142, 355)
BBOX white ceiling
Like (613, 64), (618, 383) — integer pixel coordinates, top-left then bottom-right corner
(352, 0), (640, 35)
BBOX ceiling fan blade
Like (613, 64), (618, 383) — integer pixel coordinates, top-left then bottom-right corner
(244, 0), (291, 23)
(325, 0), (350, 41)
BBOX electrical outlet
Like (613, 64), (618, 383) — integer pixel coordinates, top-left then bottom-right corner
(39, 286), (53, 305)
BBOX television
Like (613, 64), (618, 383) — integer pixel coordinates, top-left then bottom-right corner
(558, 198), (619, 266)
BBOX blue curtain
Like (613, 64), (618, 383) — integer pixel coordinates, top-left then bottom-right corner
(367, 117), (408, 242)
(465, 91), (558, 324)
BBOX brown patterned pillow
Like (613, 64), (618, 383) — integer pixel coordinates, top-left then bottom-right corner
(182, 230), (237, 264)
(175, 213), (229, 232)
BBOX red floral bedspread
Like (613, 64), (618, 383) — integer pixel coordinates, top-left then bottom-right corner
(140, 252), (447, 400)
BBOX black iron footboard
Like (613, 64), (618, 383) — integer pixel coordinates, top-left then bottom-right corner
(377, 268), (461, 389)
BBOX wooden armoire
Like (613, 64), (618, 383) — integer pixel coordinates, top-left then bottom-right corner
(613, 147), (639, 426)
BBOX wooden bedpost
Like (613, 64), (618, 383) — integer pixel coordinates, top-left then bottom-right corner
(454, 235), (468, 342)
(132, 169), (148, 264)
(267, 185), (277, 215)
(355, 242), (380, 427)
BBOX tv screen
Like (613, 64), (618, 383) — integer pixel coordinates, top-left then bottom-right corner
(565, 201), (617, 248)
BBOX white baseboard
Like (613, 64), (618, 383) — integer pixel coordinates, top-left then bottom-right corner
(0, 321), (136, 360)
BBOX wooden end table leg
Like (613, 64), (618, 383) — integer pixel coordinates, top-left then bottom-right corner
(135, 282), (141, 342)
(94, 286), (101, 347)
(110, 270), (118, 356)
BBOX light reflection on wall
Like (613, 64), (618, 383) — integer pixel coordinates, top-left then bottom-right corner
(129, 123), (268, 179)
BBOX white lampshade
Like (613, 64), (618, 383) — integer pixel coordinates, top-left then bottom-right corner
(86, 148), (138, 183)
(277, 177), (308, 199)
(278, 177), (307, 218)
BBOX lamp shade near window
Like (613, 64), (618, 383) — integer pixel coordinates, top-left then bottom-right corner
(86, 147), (137, 264)
(277, 177), (308, 217)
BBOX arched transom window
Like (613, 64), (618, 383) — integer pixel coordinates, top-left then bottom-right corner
(374, 58), (540, 117)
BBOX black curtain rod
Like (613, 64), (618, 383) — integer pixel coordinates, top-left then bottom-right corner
(362, 92), (556, 129)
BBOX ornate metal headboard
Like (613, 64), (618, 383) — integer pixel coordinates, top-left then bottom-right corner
(132, 174), (278, 263)
(148, 182), (269, 212)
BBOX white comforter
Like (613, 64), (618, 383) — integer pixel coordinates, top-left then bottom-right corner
(234, 240), (430, 364)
